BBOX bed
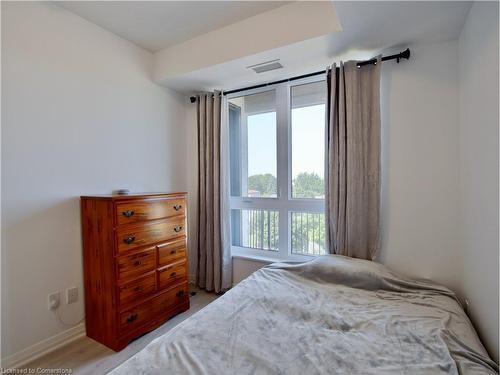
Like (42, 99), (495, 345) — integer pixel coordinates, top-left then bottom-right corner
(109, 255), (498, 374)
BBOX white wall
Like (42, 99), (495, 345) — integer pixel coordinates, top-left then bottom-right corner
(1, 2), (187, 361)
(378, 40), (462, 293)
(185, 104), (198, 282)
(458, 2), (499, 362)
(232, 257), (272, 285)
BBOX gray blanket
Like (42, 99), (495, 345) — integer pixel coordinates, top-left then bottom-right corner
(109, 255), (498, 374)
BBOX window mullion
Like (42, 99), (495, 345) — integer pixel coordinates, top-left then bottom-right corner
(276, 84), (289, 258)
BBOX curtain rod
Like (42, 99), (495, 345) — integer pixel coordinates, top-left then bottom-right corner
(190, 48), (410, 103)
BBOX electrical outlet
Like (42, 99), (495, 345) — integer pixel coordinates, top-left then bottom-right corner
(48, 292), (60, 310)
(66, 287), (78, 304)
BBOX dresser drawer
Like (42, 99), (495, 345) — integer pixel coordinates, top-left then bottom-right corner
(158, 261), (187, 290)
(119, 282), (188, 333)
(116, 198), (186, 226)
(116, 217), (186, 253)
(117, 247), (156, 281)
(119, 299), (157, 334)
(118, 273), (156, 306)
(154, 282), (189, 315)
(158, 238), (187, 266)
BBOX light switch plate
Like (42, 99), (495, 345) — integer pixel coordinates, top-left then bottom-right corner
(66, 287), (78, 304)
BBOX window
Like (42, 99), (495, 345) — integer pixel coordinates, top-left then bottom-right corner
(228, 77), (327, 260)
(229, 90), (277, 198)
(291, 81), (326, 200)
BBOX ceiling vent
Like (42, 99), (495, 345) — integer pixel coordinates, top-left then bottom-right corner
(247, 59), (283, 74)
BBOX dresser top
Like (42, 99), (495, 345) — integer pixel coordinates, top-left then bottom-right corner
(81, 192), (187, 201)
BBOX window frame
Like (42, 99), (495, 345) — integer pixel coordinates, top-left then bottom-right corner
(227, 74), (327, 262)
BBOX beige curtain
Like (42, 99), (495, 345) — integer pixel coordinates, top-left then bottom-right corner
(325, 60), (381, 260)
(196, 92), (231, 293)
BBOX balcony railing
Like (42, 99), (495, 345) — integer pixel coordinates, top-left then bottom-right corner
(244, 210), (279, 251)
(232, 210), (326, 256)
(291, 212), (326, 255)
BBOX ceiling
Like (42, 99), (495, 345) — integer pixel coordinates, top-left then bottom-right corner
(57, 1), (290, 52)
(161, 1), (472, 93)
(57, 1), (472, 93)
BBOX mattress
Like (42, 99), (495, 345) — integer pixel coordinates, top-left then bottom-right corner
(109, 255), (498, 374)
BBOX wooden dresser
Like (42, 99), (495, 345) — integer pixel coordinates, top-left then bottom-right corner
(80, 192), (189, 351)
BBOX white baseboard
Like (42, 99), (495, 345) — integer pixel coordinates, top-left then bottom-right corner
(2, 322), (86, 369)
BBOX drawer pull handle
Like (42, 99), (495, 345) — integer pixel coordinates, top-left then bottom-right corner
(124, 236), (136, 244)
(170, 250), (176, 255)
(134, 260), (142, 266)
(173, 204), (182, 211)
(134, 286), (143, 292)
(127, 313), (138, 323)
(170, 272), (176, 278)
(176, 290), (184, 298)
(173, 226), (183, 233)
(122, 210), (135, 218)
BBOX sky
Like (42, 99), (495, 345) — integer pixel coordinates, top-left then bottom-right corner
(247, 104), (325, 179)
